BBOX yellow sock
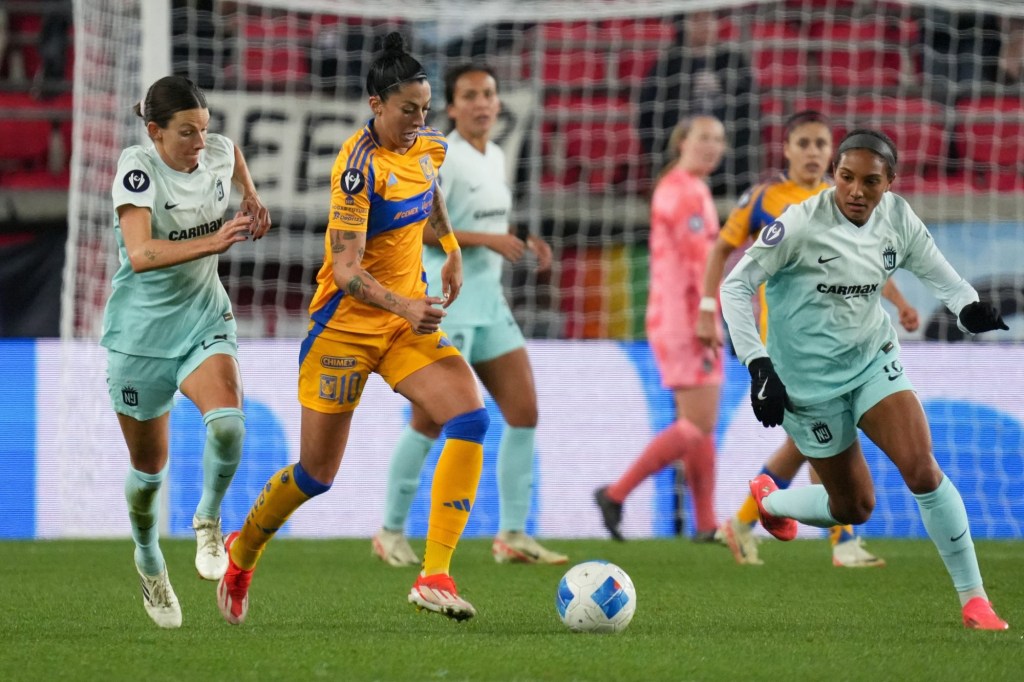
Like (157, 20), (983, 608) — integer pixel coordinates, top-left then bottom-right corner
(829, 525), (855, 546)
(232, 464), (312, 569)
(736, 494), (761, 526)
(422, 437), (483, 576)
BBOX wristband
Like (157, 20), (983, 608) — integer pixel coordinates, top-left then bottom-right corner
(439, 233), (460, 254)
(698, 296), (717, 313)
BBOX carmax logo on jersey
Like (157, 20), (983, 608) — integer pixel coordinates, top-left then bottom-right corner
(169, 218), (224, 241)
(816, 282), (879, 298)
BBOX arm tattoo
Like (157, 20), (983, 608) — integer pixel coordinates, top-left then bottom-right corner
(330, 230), (361, 254)
(345, 271), (397, 313)
(428, 191), (453, 238)
(329, 231), (346, 254)
(144, 248), (158, 262)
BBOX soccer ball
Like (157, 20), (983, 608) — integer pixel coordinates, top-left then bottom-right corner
(555, 560), (636, 633)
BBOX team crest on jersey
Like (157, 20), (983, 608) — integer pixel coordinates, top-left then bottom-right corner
(419, 155), (435, 181)
(688, 214), (704, 232)
(122, 170), (150, 193)
(341, 168), (365, 195)
(216, 178), (224, 201)
(882, 242), (897, 270)
(761, 220), (785, 246)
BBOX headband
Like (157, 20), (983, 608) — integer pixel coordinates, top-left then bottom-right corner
(837, 133), (897, 173)
(373, 70), (428, 96)
(139, 98), (146, 118)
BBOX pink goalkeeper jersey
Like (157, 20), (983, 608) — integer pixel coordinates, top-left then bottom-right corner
(645, 166), (720, 341)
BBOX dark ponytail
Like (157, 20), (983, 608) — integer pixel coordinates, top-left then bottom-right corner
(366, 32), (427, 100)
(133, 75), (207, 128)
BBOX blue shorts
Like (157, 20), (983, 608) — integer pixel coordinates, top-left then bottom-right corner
(443, 299), (525, 365)
(106, 333), (238, 420)
(782, 351), (915, 458)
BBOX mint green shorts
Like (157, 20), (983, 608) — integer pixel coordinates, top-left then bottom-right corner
(106, 333), (238, 420)
(782, 351), (915, 459)
(443, 299), (525, 365)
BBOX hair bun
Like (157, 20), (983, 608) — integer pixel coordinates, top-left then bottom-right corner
(382, 31), (407, 55)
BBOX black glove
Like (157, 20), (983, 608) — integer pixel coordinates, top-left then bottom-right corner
(748, 357), (792, 428)
(958, 301), (1009, 334)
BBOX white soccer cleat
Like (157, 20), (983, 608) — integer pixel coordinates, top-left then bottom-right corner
(137, 564), (182, 629)
(832, 536), (886, 568)
(408, 573), (476, 621)
(492, 530), (568, 565)
(193, 515), (228, 580)
(371, 528), (420, 567)
(720, 517), (763, 566)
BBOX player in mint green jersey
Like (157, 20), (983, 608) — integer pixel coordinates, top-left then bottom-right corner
(720, 129), (1009, 630)
(371, 63), (566, 567)
(102, 75), (270, 628)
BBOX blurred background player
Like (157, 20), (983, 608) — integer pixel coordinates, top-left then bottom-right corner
(721, 129), (1009, 630)
(637, 10), (754, 196)
(216, 33), (488, 625)
(372, 63), (566, 568)
(103, 75), (270, 628)
(697, 110), (919, 567)
(595, 115), (725, 542)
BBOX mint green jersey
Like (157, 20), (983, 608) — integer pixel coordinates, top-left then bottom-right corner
(422, 131), (512, 326)
(725, 188), (977, 405)
(101, 133), (236, 358)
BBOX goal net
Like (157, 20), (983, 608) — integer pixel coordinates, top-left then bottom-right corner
(56, 0), (1024, 540)
(65, 0), (1024, 342)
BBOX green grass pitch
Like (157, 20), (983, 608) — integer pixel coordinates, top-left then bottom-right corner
(0, 538), (1020, 681)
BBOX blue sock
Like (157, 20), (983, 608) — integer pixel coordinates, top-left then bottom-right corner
(498, 426), (536, 532)
(763, 484), (838, 528)
(383, 425), (435, 531)
(913, 475), (983, 592)
(762, 466), (792, 489)
(195, 408), (246, 520)
(125, 465), (167, 576)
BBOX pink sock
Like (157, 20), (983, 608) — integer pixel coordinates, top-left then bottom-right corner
(682, 432), (717, 532)
(607, 420), (702, 502)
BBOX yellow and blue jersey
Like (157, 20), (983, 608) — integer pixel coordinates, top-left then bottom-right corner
(719, 173), (831, 249)
(310, 120), (448, 333)
(720, 173), (831, 341)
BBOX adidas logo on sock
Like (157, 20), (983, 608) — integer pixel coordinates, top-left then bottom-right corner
(443, 498), (472, 512)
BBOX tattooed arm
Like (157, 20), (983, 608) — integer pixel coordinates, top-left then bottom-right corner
(427, 187), (464, 307)
(328, 228), (445, 334)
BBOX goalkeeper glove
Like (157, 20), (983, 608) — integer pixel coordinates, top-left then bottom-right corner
(748, 357), (792, 428)
(958, 301), (1008, 334)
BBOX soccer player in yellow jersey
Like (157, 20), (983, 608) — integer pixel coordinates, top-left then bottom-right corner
(697, 111), (919, 567)
(216, 33), (488, 624)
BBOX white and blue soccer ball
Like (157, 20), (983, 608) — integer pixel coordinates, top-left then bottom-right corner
(555, 560), (636, 633)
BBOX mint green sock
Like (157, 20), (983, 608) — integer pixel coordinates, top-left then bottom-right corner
(763, 484), (838, 528)
(195, 408), (246, 520)
(383, 425), (435, 531)
(125, 465), (167, 576)
(498, 426), (536, 532)
(913, 475), (983, 592)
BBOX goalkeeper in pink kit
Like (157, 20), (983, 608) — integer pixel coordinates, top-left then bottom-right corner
(595, 115), (725, 541)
